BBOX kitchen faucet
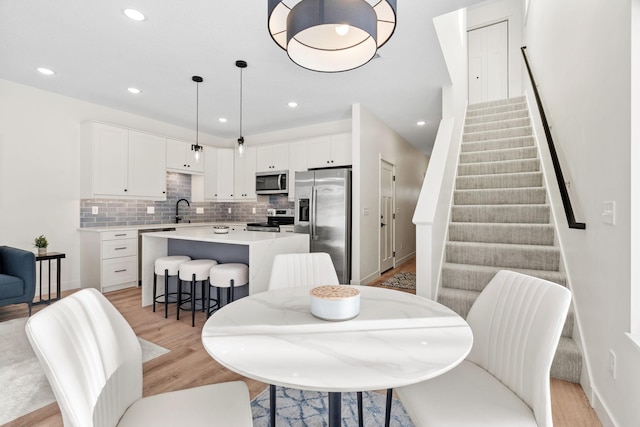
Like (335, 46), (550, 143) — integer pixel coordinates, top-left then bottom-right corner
(176, 198), (190, 223)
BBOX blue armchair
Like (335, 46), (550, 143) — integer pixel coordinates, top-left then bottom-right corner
(0, 246), (36, 315)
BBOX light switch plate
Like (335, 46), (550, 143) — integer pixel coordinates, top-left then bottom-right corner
(91, 206), (99, 215)
(146, 206), (155, 214)
(196, 207), (204, 214)
(602, 201), (616, 225)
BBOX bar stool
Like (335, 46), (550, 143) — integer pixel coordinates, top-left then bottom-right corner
(153, 255), (191, 318)
(177, 259), (218, 327)
(207, 263), (249, 317)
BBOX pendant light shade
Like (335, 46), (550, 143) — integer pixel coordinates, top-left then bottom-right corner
(236, 60), (247, 156)
(191, 75), (204, 162)
(268, 0), (397, 72)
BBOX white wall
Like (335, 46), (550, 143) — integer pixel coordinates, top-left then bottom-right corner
(524, 1), (640, 425)
(0, 79), (225, 291)
(352, 104), (428, 285)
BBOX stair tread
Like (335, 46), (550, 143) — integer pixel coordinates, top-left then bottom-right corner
(440, 97), (581, 384)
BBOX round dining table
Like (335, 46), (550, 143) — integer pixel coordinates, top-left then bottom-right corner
(201, 285), (473, 427)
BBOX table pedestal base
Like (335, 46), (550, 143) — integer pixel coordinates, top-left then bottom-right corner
(328, 392), (341, 427)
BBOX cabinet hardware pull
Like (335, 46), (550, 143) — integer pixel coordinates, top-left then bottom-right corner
(114, 233), (127, 236)
(114, 247), (127, 250)
(115, 269), (127, 273)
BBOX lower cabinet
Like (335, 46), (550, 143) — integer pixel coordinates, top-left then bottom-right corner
(80, 229), (138, 293)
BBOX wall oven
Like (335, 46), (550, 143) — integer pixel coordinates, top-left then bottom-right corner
(255, 170), (288, 195)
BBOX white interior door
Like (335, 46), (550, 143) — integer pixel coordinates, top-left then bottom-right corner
(468, 20), (508, 104)
(379, 160), (395, 273)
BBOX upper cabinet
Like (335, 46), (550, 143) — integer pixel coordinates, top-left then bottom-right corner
(166, 138), (204, 174)
(234, 147), (257, 200)
(288, 140), (308, 201)
(203, 147), (235, 201)
(306, 133), (352, 169)
(81, 122), (167, 200)
(256, 143), (289, 172)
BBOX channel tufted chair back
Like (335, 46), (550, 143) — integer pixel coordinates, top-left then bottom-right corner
(268, 252), (340, 290)
(25, 288), (252, 427)
(397, 270), (571, 427)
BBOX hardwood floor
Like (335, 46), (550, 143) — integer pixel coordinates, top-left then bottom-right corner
(2, 257), (601, 427)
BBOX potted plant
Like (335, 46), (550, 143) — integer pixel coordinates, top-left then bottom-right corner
(34, 235), (48, 255)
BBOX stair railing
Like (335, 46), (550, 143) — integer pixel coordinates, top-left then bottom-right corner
(521, 46), (586, 230)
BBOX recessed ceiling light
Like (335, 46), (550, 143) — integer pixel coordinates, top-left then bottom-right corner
(123, 8), (146, 21)
(218, 117), (228, 123)
(417, 121), (427, 126)
(288, 101), (298, 108)
(127, 87), (141, 94)
(37, 67), (55, 75)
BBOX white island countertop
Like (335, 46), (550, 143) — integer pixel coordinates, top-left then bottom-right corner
(140, 229), (309, 305)
(145, 228), (299, 244)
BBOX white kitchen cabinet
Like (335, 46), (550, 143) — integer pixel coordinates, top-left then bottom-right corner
(234, 147), (257, 200)
(256, 143), (289, 172)
(203, 146), (218, 200)
(217, 148), (236, 200)
(81, 122), (167, 200)
(80, 229), (138, 294)
(306, 133), (352, 169)
(166, 138), (204, 173)
(288, 140), (308, 201)
(128, 131), (167, 198)
(202, 147), (235, 201)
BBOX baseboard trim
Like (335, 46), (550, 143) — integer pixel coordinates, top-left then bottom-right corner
(395, 251), (415, 267)
(592, 386), (618, 427)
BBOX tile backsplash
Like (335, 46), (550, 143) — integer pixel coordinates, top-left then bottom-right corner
(80, 172), (293, 228)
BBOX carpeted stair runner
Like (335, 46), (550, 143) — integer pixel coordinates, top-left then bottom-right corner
(439, 96), (582, 383)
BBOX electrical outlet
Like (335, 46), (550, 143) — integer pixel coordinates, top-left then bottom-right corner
(228, 208), (232, 214)
(609, 349), (617, 379)
(196, 207), (204, 214)
(91, 206), (99, 215)
(363, 208), (369, 216)
(146, 206), (155, 214)
(252, 207), (256, 214)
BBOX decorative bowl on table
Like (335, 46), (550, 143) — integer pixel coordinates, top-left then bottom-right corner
(213, 225), (229, 234)
(310, 285), (360, 321)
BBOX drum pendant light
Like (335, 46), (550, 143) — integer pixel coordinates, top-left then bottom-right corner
(191, 75), (204, 162)
(268, 0), (397, 72)
(236, 60), (247, 156)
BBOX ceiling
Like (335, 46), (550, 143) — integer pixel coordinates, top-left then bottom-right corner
(0, 0), (483, 155)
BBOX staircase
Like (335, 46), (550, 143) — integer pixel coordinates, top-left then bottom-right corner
(438, 96), (582, 383)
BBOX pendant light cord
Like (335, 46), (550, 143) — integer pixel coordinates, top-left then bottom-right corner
(196, 80), (199, 145)
(239, 66), (243, 139)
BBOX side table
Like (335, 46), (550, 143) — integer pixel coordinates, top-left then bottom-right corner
(34, 252), (66, 305)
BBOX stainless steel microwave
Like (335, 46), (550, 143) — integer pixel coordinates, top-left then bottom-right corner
(255, 170), (288, 195)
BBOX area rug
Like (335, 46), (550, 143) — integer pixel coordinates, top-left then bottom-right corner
(0, 317), (170, 425)
(251, 386), (415, 426)
(380, 272), (416, 290)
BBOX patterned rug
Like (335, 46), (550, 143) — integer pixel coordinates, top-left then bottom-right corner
(251, 386), (414, 426)
(0, 317), (170, 425)
(380, 272), (416, 290)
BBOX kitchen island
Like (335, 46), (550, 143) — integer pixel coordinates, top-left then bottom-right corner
(140, 228), (309, 306)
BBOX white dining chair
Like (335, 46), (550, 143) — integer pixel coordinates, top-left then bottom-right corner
(267, 252), (339, 290)
(396, 269), (571, 427)
(25, 288), (253, 427)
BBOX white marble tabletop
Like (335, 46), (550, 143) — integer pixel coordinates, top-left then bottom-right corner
(201, 286), (473, 393)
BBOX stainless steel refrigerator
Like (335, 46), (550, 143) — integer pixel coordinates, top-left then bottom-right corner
(294, 168), (352, 284)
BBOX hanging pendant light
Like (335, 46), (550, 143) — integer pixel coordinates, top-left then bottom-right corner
(191, 75), (204, 162)
(268, 0), (397, 73)
(236, 60), (247, 156)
